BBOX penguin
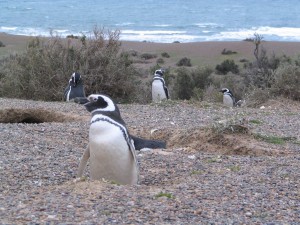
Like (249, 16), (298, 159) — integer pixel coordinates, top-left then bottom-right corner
(77, 94), (139, 185)
(64, 72), (85, 102)
(152, 69), (169, 102)
(220, 88), (242, 107)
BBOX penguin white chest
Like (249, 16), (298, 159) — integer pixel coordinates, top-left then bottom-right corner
(152, 80), (166, 102)
(223, 94), (234, 107)
(66, 86), (72, 101)
(88, 118), (138, 184)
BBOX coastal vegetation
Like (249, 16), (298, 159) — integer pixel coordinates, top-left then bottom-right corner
(0, 28), (142, 102)
(0, 30), (299, 104)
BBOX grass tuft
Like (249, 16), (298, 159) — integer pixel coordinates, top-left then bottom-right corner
(227, 165), (241, 172)
(249, 119), (262, 124)
(254, 134), (295, 145)
(155, 192), (174, 199)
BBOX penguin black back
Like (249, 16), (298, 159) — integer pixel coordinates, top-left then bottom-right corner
(64, 72), (86, 101)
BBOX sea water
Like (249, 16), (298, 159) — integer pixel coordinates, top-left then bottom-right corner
(1, 0), (300, 43)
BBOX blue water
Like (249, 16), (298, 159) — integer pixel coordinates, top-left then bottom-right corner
(1, 0), (300, 42)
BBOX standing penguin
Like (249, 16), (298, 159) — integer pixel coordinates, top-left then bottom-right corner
(64, 72), (85, 101)
(152, 69), (169, 102)
(77, 94), (139, 185)
(220, 88), (241, 107)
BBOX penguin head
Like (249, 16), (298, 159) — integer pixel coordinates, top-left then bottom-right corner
(220, 88), (232, 96)
(154, 69), (165, 77)
(70, 72), (81, 87)
(84, 94), (116, 113)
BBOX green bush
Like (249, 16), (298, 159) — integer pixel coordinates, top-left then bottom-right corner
(173, 67), (194, 100)
(215, 59), (239, 75)
(0, 41), (5, 47)
(161, 52), (170, 58)
(140, 53), (157, 60)
(0, 27), (139, 102)
(191, 67), (213, 89)
(156, 58), (164, 64)
(271, 64), (300, 100)
(176, 57), (192, 67)
(221, 48), (237, 55)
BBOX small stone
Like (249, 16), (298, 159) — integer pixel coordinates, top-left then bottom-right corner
(245, 212), (252, 217)
(188, 155), (196, 160)
(47, 215), (57, 219)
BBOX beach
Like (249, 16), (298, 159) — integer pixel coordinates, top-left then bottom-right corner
(2, 32), (300, 69)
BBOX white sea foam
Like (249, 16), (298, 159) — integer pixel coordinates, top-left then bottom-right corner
(1, 26), (18, 31)
(115, 22), (135, 26)
(195, 23), (221, 28)
(122, 30), (186, 35)
(205, 26), (300, 41)
(154, 24), (172, 27)
(120, 33), (198, 43)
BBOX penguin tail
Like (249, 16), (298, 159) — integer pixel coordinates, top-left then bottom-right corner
(131, 135), (167, 150)
(235, 100), (244, 107)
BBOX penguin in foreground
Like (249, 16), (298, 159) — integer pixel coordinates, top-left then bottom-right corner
(152, 69), (169, 102)
(77, 94), (139, 184)
(220, 88), (242, 107)
(64, 72), (86, 102)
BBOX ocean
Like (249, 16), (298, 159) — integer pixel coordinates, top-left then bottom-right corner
(1, 0), (300, 43)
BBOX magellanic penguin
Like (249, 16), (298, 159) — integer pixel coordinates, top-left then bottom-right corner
(64, 72), (86, 102)
(152, 69), (169, 103)
(220, 88), (242, 107)
(77, 94), (139, 185)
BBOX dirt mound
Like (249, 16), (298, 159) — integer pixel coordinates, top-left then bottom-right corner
(0, 108), (83, 123)
(130, 127), (286, 156)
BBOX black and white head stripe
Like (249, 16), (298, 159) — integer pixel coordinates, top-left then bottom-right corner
(153, 76), (166, 86)
(84, 94), (116, 113)
(220, 88), (233, 96)
(154, 69), (164, 77)
(70, 72), (81, 86)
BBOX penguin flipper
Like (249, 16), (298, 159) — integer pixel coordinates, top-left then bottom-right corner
(131, 135), (167, 150)
(164, 86), (169, 99)
(77, 144), (90, 177)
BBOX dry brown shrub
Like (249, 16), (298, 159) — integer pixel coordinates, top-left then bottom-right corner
(0, 27), (140, 102)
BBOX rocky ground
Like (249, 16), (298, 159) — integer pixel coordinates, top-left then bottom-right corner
(0, 97), (299, 224)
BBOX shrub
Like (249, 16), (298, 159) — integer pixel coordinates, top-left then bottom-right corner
(0, 27), (140, 102)
(271, 64), (300, 100)
(140, 53), (157, 60)
(0, 41), (5, 47)
(202, 84), (223, 103)
(66, 34), (79, 39)
(191, 67), (213, 89)
(215, 59), (239, 75)
(239, 58), (248, 63)
(176, 57), (192, 67)
(173, 67), (194, 100)
(221, 48), (237, 55)
(161, 52), (170, 58)
(244, 88), (271, 107)
(156, 58), (164, 64)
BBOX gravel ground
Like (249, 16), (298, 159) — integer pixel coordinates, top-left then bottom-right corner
(0, 97), (299, 224)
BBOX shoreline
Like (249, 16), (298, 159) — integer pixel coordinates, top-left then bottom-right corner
(2, 32), (300, 67)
